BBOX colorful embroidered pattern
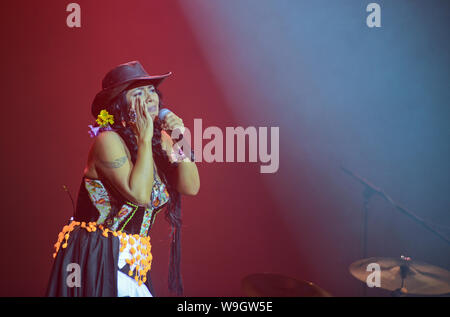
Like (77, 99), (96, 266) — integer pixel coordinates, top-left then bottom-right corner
(140, 178), (170, 236)
(84, 176), (170, 236)
(84, 179), (111, 224)
(109, 203), (137, 231)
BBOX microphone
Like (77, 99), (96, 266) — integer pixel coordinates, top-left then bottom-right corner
(158, 108), (185, 141)
(158, 108), (171, 121)
(159, 108), (195, 163)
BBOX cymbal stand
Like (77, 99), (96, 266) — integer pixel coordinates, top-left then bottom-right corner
(341, 165), (450, 296)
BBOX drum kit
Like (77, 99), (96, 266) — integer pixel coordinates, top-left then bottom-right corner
(241, 167), (450, 297)
(349, 256), (450, 296)
(241, 273), (332, 297)
(241, 255), (450, 296)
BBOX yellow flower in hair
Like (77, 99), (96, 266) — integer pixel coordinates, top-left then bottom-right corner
(96, 109), (115, 127)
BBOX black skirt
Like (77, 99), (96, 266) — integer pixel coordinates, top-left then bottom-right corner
(45, 226), (156, 297)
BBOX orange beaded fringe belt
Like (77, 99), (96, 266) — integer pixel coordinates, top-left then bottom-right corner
(52, 220), (153, 286)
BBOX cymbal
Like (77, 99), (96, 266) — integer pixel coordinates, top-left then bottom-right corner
(349, 256), (450, 295)
(241, 273), (332, 297)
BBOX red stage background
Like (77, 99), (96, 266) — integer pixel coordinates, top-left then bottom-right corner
(0, 0), (302, 296)
(0, 0), (448, 296)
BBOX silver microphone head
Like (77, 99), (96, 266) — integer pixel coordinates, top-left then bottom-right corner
(158, 108), (172, 121)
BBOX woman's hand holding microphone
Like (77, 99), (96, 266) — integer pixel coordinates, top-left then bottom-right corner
(159, 109), (192, 163)
(160, 110), (185, 140)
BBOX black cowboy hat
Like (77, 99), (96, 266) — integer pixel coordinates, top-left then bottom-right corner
(91, 60), (171, 118)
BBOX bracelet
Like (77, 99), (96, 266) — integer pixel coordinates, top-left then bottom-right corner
(170, 148), (195, 166)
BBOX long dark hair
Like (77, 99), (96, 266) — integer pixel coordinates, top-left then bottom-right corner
(98, 87), (183, 296)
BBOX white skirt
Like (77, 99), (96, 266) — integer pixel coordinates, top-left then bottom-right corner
(117, 237), (153, 297)
(117, 271), (152, 297)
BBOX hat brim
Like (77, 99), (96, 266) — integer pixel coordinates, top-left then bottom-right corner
(91, 72), (171, 118)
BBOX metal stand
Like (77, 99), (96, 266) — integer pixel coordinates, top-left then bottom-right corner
(391, 256), (411, 297)
(341, 165), (450, 296)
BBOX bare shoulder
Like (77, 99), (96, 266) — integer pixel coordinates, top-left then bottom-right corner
(92, 130), (132, 165)
(93, 131), (127, 153)
(95, 130), (123, 144)
(85, 131), (126, 179)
